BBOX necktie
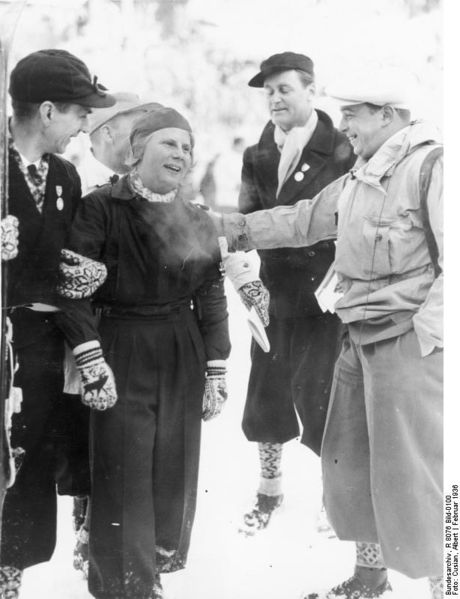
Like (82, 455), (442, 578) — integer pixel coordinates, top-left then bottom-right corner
(27, 164), (43, 186)
(26, 163), (46, 212)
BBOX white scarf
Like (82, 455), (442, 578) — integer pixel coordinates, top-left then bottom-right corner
(274, 109), (318, 197)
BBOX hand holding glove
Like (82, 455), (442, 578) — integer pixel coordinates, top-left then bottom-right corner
(238, 280), (270, 327)
(58, 249), (107, 299)
(1, 215), (19, 261)
(202, 362), (227, 422)
(73, 341), (117, 410)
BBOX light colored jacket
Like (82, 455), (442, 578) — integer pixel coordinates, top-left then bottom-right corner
(221, 121), (443, 356)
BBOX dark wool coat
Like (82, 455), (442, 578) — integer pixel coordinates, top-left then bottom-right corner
(63, 176), (230, 597)
(239, 109), (355, 318)
(7, 149), (81, 345)
(65, 176), (230, 360)
(239, 109), (355, 453)
(1, 147), (88, 573)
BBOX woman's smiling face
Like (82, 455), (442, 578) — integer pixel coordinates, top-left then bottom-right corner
(137, 127), (193, 194)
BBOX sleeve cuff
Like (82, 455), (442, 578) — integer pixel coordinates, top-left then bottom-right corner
(222, 213), (250, 251)
(206, 359), (226, 368)
(73, 339), (101, 356)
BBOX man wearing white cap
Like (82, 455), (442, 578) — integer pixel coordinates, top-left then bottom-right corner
(89, 93), (163, 173)
(214, 66), (443, 599)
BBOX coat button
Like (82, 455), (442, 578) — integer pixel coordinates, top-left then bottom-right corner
(308, 250), (316, 257)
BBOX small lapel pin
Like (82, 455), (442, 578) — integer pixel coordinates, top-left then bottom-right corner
(301, 163), (310, 172)
(56, 186), (63, 210)
(294, 171), (304, 182)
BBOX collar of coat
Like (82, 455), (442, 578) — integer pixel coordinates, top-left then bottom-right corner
(259, 108), (338, 157)
(352, 120), (441, 190)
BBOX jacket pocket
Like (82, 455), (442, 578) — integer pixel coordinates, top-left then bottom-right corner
(362, 216), (393, 277)
(388, 211), (427, 274)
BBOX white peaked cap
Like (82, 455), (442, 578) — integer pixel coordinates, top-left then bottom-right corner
(326, 65), (418, 110)
(88, 92), (163, 135)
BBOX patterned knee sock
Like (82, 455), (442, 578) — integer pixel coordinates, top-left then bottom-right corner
(355, 543), (388, 588)
(0, 566), (22, 599)
(429, 575), (443, 599)
(257, 442), (283, 496)
(355, 542), (386, 569)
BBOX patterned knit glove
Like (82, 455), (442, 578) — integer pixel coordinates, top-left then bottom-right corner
(202, 362), (227, 422)
(73, 342), (117, 410)
(58, 249), (107, 299)
(1, 215), (19, 261)
(238, 280), (270, 327)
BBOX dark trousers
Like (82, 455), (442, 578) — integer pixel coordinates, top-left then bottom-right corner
(88, 308), (205, 599)
(242, 312), (341, 455)
(1, 318), (64, 570)
(54, 392), (90, 497)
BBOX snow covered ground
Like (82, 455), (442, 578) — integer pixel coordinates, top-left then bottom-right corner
(19, 274), (432, 599)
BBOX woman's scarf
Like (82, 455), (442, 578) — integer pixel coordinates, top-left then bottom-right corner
(129, 170), (177, 203)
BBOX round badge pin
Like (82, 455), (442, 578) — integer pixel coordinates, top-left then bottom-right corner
(301, 163), (310, 172)
(56, 197), (64, 211)
(294, 172), (304, 182)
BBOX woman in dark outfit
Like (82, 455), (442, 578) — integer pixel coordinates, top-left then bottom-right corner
(65, 108), (230, 599)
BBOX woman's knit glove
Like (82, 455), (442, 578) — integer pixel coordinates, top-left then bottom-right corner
(1, 215), (19, 261)
(238, 280), (270, 327)
(202, 362), (227, 421)
(73, 342), (117, 410)
(58, 249), (107, 299)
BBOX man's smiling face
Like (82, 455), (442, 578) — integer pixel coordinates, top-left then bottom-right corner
(339, 103), (388, 160)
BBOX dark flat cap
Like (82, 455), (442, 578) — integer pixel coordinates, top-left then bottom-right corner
(248, 51), (314, 87)
(9, 49), (116, 108)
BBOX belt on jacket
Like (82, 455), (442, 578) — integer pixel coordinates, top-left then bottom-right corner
(96, 299), (193, 319)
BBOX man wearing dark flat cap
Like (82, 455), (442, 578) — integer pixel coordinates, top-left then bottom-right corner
(216, 64), (443, 599)
(0, 49), (116, 597)
(237, 51), (354, 536)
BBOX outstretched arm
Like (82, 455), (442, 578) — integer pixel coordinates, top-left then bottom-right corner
(215, 175), (346, 252)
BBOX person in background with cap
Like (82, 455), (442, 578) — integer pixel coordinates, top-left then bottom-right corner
(85, 92), (164, 188)
(215, 66), (443, 599)
(59, 106), (230, 599)
(0, 49), (116, 598)
(236, 51), (354, 536)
